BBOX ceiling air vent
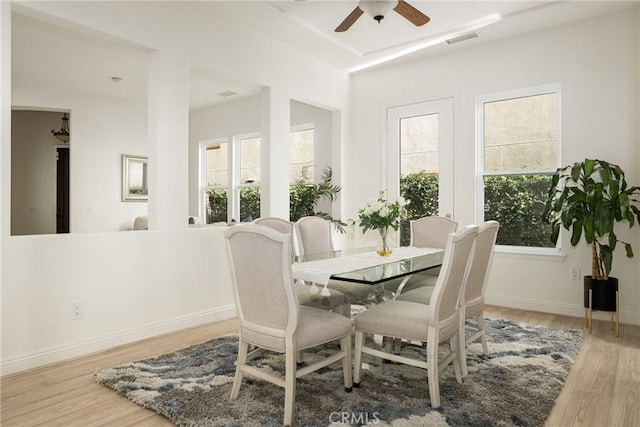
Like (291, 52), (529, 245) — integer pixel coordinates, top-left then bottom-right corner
(445, 32), (478, 45)
(217, 90), (238, 98)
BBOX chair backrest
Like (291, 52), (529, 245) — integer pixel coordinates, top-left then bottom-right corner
(225, 224), (297, 338)
(464, 221), (499, 304)
(295, 216), (334, 256)
(253, 217), (297, 257)
(410, 216), (458, 248)
(427, 225), (478, 328)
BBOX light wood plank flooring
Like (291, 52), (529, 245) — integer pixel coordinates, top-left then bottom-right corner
(1, 308), (638, 426)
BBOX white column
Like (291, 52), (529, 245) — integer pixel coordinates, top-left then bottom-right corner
(0, 0), (11, 240)
(331, 109), (343, 221)
(260, 87), (290, 219)
(147, 49), (190, 230)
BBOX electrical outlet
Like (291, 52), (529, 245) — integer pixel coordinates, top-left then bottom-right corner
(72, 302), (84, 320)
(570, 267), (581, 281)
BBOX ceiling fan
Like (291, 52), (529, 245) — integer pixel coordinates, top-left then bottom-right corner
(335, 0), (430, 32)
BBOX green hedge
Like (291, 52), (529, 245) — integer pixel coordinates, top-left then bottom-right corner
(399, 173), (439, 246)
(483, 174), (553, 247)
(207, 184), (337, 224)
(397, 172), (553, 247)
(207, 172), (554, 247)
(206, 188), (261, 223)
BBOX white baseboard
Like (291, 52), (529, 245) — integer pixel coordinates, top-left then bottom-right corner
(486, 293), (640, 326)
(1, 305), (237, 376)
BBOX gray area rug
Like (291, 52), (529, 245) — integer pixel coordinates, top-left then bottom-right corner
(94, 318), (582, 426)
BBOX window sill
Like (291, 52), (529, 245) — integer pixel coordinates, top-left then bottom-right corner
(493, 245), (565, 262)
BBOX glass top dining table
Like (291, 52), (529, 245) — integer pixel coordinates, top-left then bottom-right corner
(292, 246), (445, 286)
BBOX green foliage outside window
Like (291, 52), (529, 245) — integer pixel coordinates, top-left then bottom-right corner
(206, 190), (227, 223)
(483, 174), (554, 247)
(206, 188), (261, 223)
(206, 170), (552, 247)
(206, 166), (343, 229)
(240, 188), (261, 221)
(397, 172), (553, 247)
(399, 173), (439, 246)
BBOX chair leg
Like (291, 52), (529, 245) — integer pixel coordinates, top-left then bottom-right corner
(353, 331), (364, 385)
(283, 348), (297, 427)
(341, 334), (353, 391)
(478, 313), (489, 355)
(451, 335), (463, 384)
(383, 335), (393, 353)
(230, 340), (248, 399)
(392, 337), (402, 354)
(426, 331), (441, 408)
(458, 324), (467, 379)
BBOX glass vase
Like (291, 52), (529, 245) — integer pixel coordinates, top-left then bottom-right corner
(377, 227), (392, 256)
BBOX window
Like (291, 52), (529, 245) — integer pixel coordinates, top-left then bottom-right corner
(200, 134), (261, 223)
(201, 139), (228, 223)
(399, 113), (439, 246)
(387, 98), (454, 246)
(238, 134), (261, 221)
(477, 85), (560, 250)
(289, 125), (315, 182)
(200, 126), (315, 223)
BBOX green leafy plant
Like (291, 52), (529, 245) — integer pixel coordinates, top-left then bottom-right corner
(484, 174), (553, 247)
(290, 166), (346, 232)
(542, 159), (640, 280)
(399, 172), (438, 245)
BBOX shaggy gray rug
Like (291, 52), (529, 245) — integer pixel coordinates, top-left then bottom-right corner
(94, 318), (582, 426)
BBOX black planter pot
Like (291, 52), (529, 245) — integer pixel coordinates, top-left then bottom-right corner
(583, 276), (618, 312)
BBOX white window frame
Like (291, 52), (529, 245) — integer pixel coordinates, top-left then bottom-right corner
(200, 125), (316, 223)
(289, 123), (315, 184)
(198, 132), (262, 223)
(476, 83), (563, 259)
(232, 132), (261, 222)
(199, 138), (229, 222)
(386, 97), (455, 217)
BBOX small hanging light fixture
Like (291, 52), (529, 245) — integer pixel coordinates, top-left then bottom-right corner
(51, 113), (70, 143)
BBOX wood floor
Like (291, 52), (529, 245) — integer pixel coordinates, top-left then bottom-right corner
(1, 307), (638, 426)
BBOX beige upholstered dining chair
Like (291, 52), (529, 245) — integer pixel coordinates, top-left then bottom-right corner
(410, 216), (459, 248)
(225, 224), (353, 426)
(295, 216), (334, 256)
(295, 216), (373, 308)
(458, 221), (499, 363)
(396, 220), (500, 377)
(393, 216), (459, 296)
(353, 225), (478, 409)
(253, 217), (346, 311)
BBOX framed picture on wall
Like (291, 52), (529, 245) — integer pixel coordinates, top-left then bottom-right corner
(122, 154), (148, 202)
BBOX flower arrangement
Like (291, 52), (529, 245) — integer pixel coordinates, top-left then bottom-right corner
(355, 191), (409, 256)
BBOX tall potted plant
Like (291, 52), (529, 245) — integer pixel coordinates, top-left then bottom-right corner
(542, 159), (640, 327)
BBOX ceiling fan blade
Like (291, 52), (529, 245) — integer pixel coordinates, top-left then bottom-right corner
(394, 0), (430, 26)
(335, 6), (364, 32)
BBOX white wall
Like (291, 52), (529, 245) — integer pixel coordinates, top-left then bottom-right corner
(1, 2), (349, 374)
(349, 8), (640, 324)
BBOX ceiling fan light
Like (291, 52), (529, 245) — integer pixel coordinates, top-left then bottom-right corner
(359, 0), (398, 23)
